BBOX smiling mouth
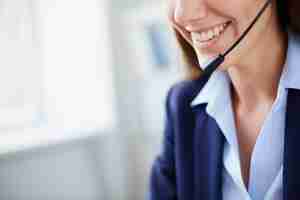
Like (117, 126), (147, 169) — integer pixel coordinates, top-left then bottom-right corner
(190, 21), (232, 43)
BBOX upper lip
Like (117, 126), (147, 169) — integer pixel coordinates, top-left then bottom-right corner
(185, 21), (231, 33)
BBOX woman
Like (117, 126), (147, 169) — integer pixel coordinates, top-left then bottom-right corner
(149, 0), (300, 199)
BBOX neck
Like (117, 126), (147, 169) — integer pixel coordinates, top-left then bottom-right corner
(227, 23), (288, 113)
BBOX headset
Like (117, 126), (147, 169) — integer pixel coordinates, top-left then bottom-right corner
(200, 0), (273, 81)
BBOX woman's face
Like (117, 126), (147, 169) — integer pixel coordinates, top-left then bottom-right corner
(168, 0), (276, 69)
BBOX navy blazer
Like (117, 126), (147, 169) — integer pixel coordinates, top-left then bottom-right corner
(149, 76), (300, 200)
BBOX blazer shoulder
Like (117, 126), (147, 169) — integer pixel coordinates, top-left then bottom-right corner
(167, 77), (207, 114)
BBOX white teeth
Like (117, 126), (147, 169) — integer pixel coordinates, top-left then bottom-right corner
(191, 22), (229, 43)
(208, 30), (214, 38)
(200, 32), (206, 39)
(213, 26), (219, 36)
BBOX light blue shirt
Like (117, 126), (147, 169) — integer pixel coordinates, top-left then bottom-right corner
(190, 30), (300, 200)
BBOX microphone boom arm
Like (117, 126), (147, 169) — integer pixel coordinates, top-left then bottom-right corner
(201, 0), (273, 79)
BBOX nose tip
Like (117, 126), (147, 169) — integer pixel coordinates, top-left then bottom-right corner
(173, 0), (208, 28)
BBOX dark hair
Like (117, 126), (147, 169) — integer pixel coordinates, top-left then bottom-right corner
(174, 0), (300, 80)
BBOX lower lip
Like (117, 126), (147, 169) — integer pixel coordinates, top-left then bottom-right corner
(193, 23), (230, 48)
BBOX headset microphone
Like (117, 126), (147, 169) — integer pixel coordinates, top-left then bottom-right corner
(200, 0), (273, 81)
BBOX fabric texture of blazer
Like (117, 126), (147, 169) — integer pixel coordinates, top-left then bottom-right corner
(149, 75), (300, 200)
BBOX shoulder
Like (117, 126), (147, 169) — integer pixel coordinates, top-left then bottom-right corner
(167, 77), (207, 114)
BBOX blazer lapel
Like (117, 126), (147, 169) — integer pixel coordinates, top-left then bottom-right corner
(284, 88), (300, 199)
(192, 105), (224, 200)
(178, 77), (224, 200)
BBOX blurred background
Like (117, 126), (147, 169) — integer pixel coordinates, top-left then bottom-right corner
(0, 0), (184, 199)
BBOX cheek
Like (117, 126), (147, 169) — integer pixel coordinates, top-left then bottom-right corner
(166, 3), (172, 21)
(167, 0), (176, 25)
(229, 0), (262, 29)
(167, 2), (194, 45)
(167, 3), (178, 31)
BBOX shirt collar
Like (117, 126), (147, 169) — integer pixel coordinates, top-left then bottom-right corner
(190, 30), (300, 108)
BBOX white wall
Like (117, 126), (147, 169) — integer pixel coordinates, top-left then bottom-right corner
(0, 137), (104, 200)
